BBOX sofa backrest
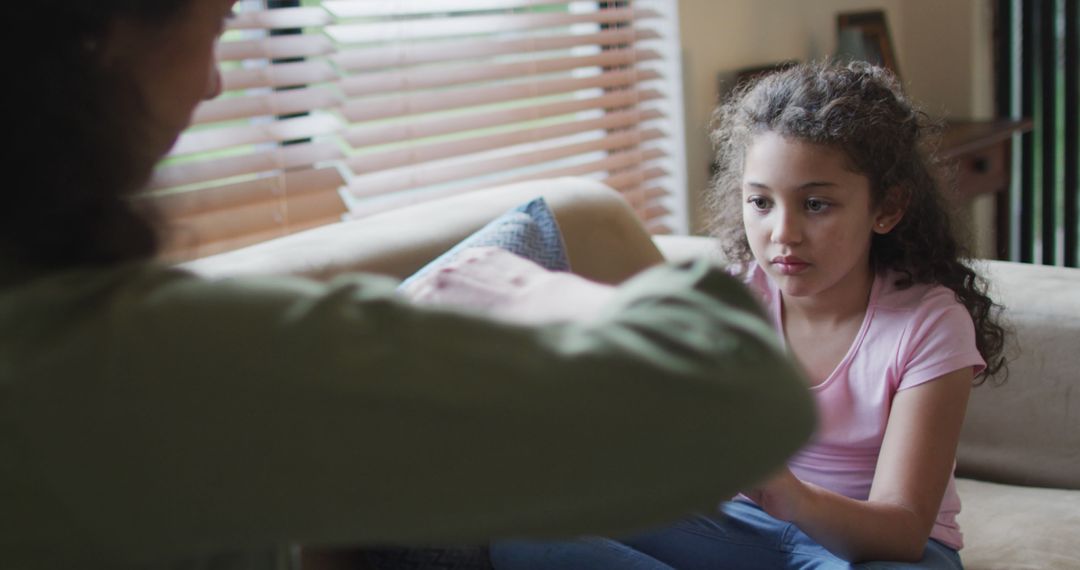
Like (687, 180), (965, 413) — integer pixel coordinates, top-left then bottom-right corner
(184, 177), (664, 285)
(656, 237), (1080, 490)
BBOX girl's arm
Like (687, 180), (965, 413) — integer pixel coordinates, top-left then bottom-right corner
(746, 367), (972, 562)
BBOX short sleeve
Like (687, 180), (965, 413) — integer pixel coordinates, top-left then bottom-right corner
(897, 287), (986, 391)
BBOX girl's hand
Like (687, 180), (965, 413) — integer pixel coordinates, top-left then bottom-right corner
(403, 246), (615, 324)
(743, 468), (812, 522)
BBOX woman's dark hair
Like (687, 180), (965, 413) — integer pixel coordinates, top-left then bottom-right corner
(3, 1), (191, 270)
(708, 61), (1007, 382)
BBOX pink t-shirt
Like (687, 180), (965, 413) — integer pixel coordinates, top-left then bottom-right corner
(743, 263), (985, 550)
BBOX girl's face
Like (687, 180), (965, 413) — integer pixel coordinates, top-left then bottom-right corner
(741, 132), (899, 301)
(105, 0), (237, 159)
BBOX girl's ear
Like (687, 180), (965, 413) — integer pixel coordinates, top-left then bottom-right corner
(873, 186), (909, 234)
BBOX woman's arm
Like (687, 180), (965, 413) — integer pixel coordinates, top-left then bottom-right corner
(6, 260), (814, 564)
(745, 367), (972, 562)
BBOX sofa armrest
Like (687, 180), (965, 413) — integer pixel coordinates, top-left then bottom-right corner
(957, 260), (1080, 489)
(182, 177), (664, 285)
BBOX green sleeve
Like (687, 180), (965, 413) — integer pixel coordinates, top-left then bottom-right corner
(3, 260), (813, 565)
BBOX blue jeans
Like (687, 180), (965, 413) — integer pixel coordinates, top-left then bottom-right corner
(490, 501), (963, 569)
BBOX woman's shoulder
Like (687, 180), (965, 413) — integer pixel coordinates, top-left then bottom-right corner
(4, 260), (402, 323)
(136, 262), (406, 311)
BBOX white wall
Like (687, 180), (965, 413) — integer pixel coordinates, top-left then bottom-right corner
(676, 0), (995, 236)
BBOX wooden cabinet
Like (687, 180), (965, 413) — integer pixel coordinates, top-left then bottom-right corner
(940, 119), (1032, 259)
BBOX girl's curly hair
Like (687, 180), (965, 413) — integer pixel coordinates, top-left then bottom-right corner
(707, 61), (1006, 382)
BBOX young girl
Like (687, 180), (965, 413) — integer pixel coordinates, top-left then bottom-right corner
(490, 61), (1006, 569)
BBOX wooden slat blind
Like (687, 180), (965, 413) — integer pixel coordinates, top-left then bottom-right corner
(147, 0), (685, 261)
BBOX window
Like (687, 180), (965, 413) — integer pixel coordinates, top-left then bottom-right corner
(147, 0), (687, 261)
(994, 0), (1078, 267)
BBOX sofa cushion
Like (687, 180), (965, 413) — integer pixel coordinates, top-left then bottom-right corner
(956, 477), (1080, 569)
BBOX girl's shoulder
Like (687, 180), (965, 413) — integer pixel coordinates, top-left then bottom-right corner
(872, 271), (965, 317)
(870, 271), (986, 387)
(732, 261), (773, 305)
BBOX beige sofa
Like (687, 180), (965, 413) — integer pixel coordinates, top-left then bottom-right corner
(186, 177), (1080, 569)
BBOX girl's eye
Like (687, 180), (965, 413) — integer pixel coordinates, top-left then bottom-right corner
(806, 198), (829, 213)
(747, 196), (771, 211)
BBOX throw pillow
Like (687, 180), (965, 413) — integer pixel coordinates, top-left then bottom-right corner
(398, 197), (570, 292)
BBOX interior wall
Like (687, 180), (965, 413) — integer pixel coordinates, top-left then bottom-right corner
(676, 0), (995, 245)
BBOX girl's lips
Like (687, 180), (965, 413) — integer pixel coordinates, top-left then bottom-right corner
(771, 257), (810, 275)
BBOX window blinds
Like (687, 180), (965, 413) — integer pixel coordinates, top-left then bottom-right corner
(147, 0), (686, 261)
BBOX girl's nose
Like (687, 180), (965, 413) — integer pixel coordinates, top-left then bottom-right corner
(771, 210), (803, 245)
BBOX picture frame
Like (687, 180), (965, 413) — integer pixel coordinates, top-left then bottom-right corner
(836, 10), (900, 78)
